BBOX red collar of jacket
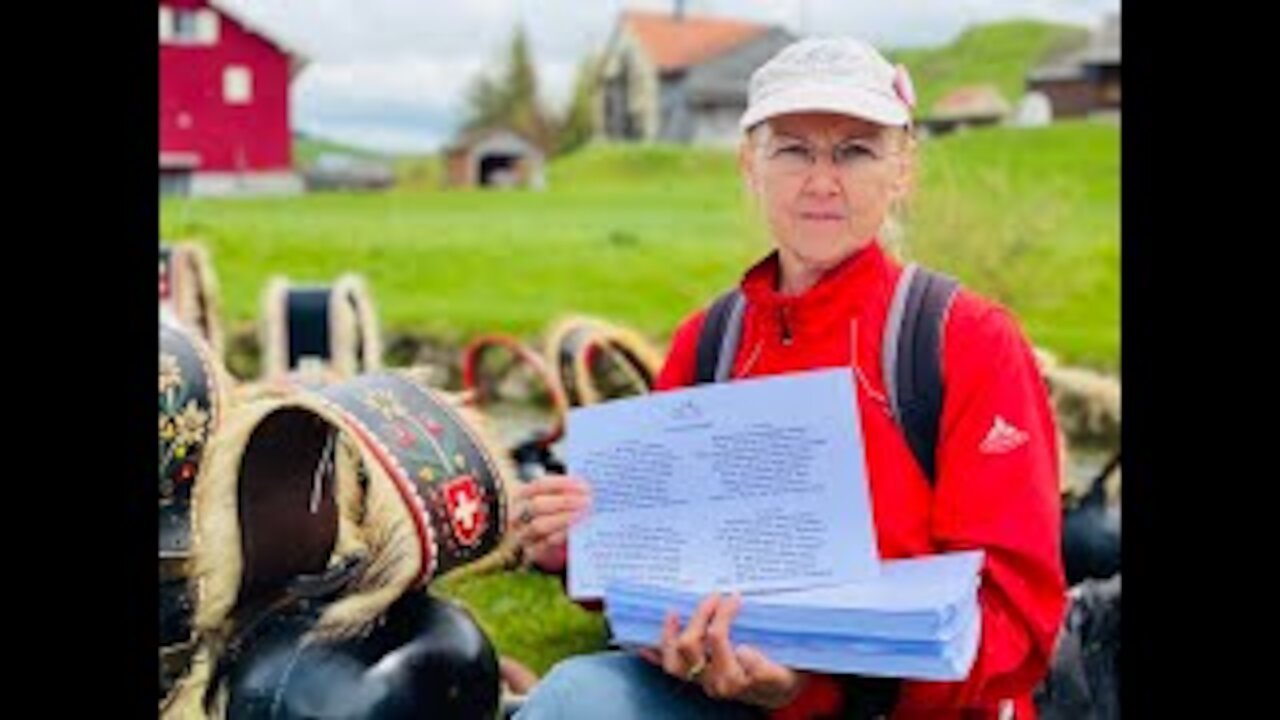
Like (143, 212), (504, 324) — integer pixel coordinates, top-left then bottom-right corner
(739, 241), (899, 338)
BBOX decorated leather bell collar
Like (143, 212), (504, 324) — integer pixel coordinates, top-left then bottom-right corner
(545, 316), (663, 406)
(259, 274), (383, 383)
(461, 333), (568, 449)
(160, 319), (226, 557)
(186, 368), (514, 660)
(159, 245), (173, 305)
(312, 371), (510, 585)
(159, 242), (224, 357)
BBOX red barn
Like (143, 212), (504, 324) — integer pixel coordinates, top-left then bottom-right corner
(159, 0), (306, 196)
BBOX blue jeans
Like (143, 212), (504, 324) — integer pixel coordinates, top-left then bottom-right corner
(515, 651), (766, 720)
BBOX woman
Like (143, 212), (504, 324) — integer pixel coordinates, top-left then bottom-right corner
(511, 36), (1066, 720)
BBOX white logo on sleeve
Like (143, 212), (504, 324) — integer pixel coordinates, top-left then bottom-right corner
(979, 415), (1029, 454)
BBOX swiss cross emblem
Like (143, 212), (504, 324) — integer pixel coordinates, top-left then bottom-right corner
(442, 475), (487, 547)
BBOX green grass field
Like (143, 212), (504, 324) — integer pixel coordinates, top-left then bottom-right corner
(906, 121), (1119, 367)
(161, 120), (1117, 370)
(434, 570), (609, 676)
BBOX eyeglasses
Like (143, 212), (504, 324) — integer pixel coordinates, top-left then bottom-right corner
(763, 137), (897, 177)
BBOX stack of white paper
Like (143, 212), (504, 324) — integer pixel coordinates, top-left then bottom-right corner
(564, 369), (987, 682)
(604, 551), (985, 681)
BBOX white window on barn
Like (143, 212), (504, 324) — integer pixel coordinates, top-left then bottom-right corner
(159, 7), (174, 43)
(224, 66), (253, 105)
(196, 9), (220, 45)
(172, 10), (199, 43)
(169, 8), (219, 45)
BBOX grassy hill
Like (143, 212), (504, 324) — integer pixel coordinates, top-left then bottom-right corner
(887, 20), (1092, 115)
(291, 132), (393, 167)
(292, 132), (442, 187)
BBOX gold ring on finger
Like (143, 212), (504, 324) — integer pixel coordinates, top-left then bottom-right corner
(686, 656), (707, 682)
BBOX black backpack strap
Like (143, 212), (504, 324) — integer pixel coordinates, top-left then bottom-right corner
(694, 289), (746, 384)
(882, 264), (960, 485)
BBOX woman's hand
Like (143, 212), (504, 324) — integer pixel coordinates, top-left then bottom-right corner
(637, 593), (809, 710)
(508, 474), (591, 572)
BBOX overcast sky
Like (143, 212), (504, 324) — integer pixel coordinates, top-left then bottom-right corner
(215, 0), (1120, 153)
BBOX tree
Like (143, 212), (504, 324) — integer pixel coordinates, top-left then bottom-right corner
(460, 25), (606, 157)
(462, 73), (507, 132)
(555, 53), (600, 157)
(460, 25), (554, 151)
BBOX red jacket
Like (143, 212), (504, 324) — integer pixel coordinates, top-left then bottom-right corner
(654, 243), (1067, 719)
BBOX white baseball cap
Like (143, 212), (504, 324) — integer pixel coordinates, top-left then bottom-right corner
(740, 37), (916, 131)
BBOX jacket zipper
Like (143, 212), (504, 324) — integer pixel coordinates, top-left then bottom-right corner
(778, 305), (793, 346)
